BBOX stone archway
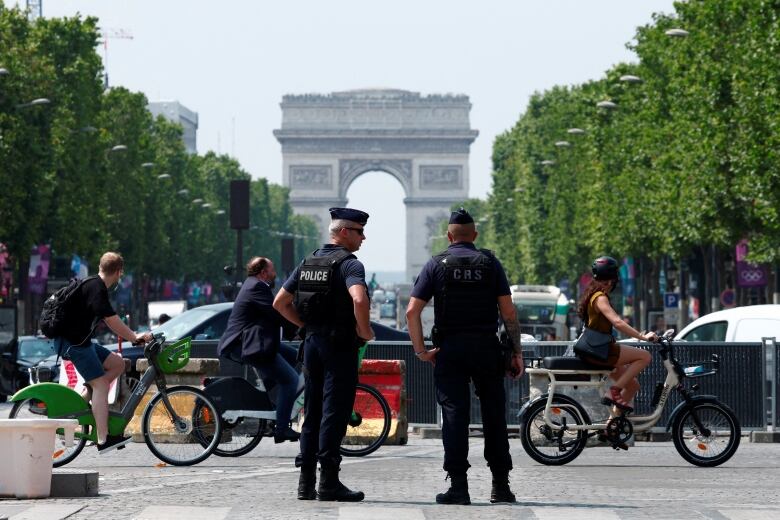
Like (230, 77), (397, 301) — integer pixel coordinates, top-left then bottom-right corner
(274, 89), (478, 281)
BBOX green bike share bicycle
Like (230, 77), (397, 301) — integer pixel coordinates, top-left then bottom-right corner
(7, 332), (223, 467)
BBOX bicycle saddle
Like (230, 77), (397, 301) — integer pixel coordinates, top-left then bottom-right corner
(542, 356), (610, 371)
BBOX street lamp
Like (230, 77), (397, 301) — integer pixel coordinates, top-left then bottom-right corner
(109, 144), (127, 153)
(620, 75), (642, 83)
(541, 160), (556, 166)
(665, 28), (689, 38)
(202, 203), (212, 209)
(157, 173), (171, 180)
(177, 189), (189, 196)
(16, 98), (50, 109)
(192, 198), (203, 204)
(0, 68), (8, 77)
(596, 100), (617, 109)
(216, 209), (226, 215)
(141, 162), (155, 169)
(554, 140), (571, 147)
(567, 128), (586, 135)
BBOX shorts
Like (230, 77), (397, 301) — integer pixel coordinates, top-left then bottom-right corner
(578, 341), (621, 369)
(56, 338), (112, 382)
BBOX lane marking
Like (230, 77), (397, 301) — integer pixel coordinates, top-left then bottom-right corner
(718, 511), (780, 520)
(7, 505), (84, 520)
(133, 506), (230, 520)
(339, 507), (425, 520)
(532, 507), (621, 520)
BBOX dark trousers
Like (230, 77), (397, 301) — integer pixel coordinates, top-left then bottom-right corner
(295, 333), (359, 470)
(434, 333), (512, 475)
(248, 343), (300, 432)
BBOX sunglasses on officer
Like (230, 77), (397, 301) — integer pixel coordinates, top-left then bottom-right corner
(344, 226), (365, 237)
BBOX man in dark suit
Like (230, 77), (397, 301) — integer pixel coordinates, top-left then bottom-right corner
(218, 256), (300, 443)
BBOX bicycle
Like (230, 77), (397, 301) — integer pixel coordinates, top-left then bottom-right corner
(197, 342), (391, 457)
(518, 330), (740, 467)
(8, 332), (222, 467)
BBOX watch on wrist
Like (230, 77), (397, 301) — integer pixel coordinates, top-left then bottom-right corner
(414, 350), (425, 357)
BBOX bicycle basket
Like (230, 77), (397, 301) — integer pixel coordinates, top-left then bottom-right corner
(157, 337), (192, 374)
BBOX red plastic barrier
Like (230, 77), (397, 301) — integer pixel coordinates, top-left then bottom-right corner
(358, 359), (408, 444)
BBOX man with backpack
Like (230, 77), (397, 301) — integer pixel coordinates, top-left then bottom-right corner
(46, 252), (152, 453)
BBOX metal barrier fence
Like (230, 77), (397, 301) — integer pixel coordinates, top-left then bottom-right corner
(362, 340), (775, 430)
(193, 338), (777, 430)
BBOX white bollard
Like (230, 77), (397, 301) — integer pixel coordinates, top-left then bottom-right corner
(0, 418), (79, 499)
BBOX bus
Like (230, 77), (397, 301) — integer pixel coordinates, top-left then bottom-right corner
(510, 285), (572, 340)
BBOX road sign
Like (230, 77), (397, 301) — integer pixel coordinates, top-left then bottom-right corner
(664, 293), (680, 309)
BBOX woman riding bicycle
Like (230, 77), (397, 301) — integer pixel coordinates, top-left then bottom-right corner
(576, 256), (657, 411)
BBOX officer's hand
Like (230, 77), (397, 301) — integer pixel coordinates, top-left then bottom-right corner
(509, 354), (524, 379)
(418, 348), (439, 366)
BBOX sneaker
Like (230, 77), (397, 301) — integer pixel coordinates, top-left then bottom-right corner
(97, 435), (131, 454)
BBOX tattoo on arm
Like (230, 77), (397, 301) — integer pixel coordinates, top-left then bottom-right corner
(504, 320), (523, 354)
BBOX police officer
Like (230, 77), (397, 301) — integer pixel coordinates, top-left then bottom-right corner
(406, 208), (524, 505)
(273, 207), (374, 502)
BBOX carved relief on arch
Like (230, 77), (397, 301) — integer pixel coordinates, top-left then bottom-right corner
(338, 159), (412, 196)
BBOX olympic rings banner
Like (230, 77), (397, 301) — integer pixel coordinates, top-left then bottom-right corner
(735, 239), (768, 288)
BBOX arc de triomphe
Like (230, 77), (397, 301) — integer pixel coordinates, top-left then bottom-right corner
(274, 89), (478, 281)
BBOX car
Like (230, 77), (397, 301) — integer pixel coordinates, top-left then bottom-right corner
(0, 336), (57, 401)
(675, 304), (780, 342)
(105, 302), (410, 377)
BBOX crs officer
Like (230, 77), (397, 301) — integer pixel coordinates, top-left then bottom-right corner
(273, 207), (374, 503)
(406, 208), (524, 505)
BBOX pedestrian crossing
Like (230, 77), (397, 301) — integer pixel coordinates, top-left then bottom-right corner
(1, 504), (779, 519)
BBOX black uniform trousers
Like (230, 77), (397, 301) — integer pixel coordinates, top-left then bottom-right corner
(295, 332), (359, 470)
(434, 332), (512, 475)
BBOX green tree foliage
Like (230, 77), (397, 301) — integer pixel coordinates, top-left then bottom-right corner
(0, 3), (316, 302)
(485, 0), (780, 284)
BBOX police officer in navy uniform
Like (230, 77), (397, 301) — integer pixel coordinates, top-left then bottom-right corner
(273, 207), (374, 502)
(406, 208), (525, 505)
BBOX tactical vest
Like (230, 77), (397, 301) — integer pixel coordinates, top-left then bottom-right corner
(433, 248), (498, 333)
(294, 248), (356, 329)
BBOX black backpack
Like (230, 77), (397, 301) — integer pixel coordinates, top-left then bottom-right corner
(39, 276), (94, 338)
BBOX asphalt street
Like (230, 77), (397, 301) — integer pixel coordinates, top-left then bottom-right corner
(1, 400), (779, 520)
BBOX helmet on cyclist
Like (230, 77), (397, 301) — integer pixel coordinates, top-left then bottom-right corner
(591, 256), (619, 280)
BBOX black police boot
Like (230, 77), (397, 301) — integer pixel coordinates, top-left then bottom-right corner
(435, 473), (470, 505)
(489, 471), (516, 504)
(317, 467), (364, 502)
(297, 467), (317, 500)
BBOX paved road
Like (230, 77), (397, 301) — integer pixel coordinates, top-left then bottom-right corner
(1, 427), (779, 520)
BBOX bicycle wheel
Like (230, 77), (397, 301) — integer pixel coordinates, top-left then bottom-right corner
(142, 386), (222, 466)
(9, 398), (87, 468)
(340, 383), (391, 457)
(519, 396), (589, 466)
(672, 401), (740, 467)
(192, 401), (267, 457)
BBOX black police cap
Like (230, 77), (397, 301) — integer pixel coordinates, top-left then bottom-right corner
(329, 207), (369, 225)
(449, 207), (474, 225)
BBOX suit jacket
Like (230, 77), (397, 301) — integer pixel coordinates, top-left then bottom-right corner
(218, 277), (282, 364)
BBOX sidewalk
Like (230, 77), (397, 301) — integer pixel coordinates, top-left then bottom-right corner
(1, 434), (779, 519)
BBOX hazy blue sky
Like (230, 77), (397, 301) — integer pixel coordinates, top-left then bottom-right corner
(33, 0), (676, 273)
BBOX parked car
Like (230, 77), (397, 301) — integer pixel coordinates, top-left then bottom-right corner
(0, 336), (57, 401)
(105, 302), (410, 378)
(675, 305), (780, 342)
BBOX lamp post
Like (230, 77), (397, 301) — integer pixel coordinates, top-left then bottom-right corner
(15, 97), (50, 109)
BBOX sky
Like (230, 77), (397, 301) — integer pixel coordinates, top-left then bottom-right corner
(29, 0), (676, 274)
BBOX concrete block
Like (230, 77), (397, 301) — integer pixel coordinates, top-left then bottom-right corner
(418, 427), (442, 439)
(50, 470), (99, 497)
(751, 431), (780, 443)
